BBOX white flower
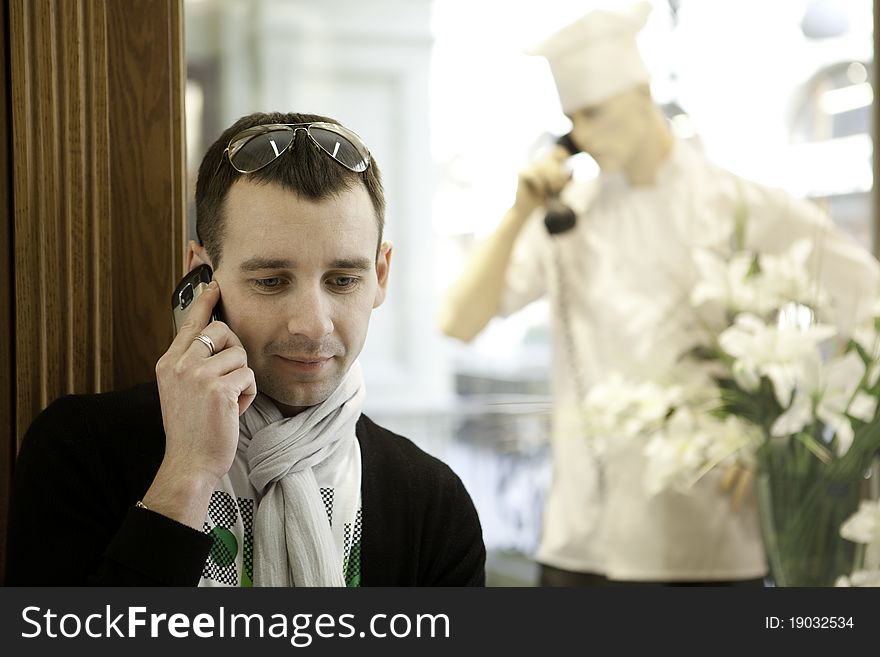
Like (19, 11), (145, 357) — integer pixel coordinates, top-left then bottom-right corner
(582, 375), (681, 454)
(850, 570), (880, 586)
(848, 391), (878, 422)
(643, 410), (707, 495)
(757, 239), (829, 314)
(836, 500), (880, 587)
(691, 249), (760, 313)
(629, 237), (880, 499)
(691, 240), (830, 320)
(642, 410), (759, 495)
(852, 327), (880, 359)
(840, 499), (880, 546)
(834, 571), (880, 587)
(770, 351), (868, 454)
(718, 313), (836, 406)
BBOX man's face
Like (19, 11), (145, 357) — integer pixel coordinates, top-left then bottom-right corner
(568, 88), (649, 173)
(210, 178), (390, 415)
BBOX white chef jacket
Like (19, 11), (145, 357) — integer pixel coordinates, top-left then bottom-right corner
(500, 141), (880, 580)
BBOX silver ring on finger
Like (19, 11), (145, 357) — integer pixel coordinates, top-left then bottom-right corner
(193, 333), (216, 357)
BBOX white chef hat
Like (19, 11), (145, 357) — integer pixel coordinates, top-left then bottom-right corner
(526, 2), (653, 114)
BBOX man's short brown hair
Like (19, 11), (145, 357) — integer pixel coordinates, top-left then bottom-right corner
(195, 111), (385, 268)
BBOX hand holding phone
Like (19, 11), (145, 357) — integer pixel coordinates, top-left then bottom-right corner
(146, 269), (257, 528)
(515, 132), (577, 218)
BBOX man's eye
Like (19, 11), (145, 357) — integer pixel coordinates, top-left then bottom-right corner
(254, 277), (284, 289)
(329, 276), (358, 289)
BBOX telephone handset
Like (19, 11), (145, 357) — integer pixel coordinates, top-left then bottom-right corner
(543, 132), (581, 235)
(554, 132), (579, 157)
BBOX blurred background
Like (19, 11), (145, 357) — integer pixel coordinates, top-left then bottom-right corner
(183, 0), (878, 585)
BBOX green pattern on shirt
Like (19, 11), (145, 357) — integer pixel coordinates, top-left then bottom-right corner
(345, 540), (362, 587)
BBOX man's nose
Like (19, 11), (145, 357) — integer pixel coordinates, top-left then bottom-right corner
(286, 284), (334, 341)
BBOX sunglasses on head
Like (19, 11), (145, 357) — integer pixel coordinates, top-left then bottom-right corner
(223, 122), (371, 174)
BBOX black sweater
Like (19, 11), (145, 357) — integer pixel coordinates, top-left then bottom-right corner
(5, 382), (485, 586)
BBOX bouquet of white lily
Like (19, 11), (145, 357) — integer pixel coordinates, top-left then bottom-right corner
(580, 231), (880, 586)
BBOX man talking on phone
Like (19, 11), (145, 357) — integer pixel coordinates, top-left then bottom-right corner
(6, 111), (485, 586)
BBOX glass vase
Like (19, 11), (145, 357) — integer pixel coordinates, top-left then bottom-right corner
(756, 440), (863, 587)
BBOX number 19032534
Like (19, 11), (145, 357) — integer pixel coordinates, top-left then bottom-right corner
(765, 616), (854, 629)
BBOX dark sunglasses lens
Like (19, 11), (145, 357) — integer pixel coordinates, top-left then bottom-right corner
(230, 130), (295, 172)
(308, 127), (369, 172)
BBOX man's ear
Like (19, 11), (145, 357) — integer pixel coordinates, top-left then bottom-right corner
(186, 240), (214, 272)
(372, 241), (393, 309)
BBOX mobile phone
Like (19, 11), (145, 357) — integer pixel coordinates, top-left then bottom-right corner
(171, 264), (220, 334)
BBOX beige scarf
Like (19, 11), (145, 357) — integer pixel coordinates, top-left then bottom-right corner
(239, 361), (364, 586)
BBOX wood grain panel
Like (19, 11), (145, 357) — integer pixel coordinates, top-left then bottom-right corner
(10, 0), (45, 445)
(58, 0), (112, 395)
(107, 0), (185, 389)
(4, 0), (185, 577)
(8, 0), (183, 439)
(1, 0), (15, 586)
(9, 0), (114, 447)
(85, 0), (113, 393)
